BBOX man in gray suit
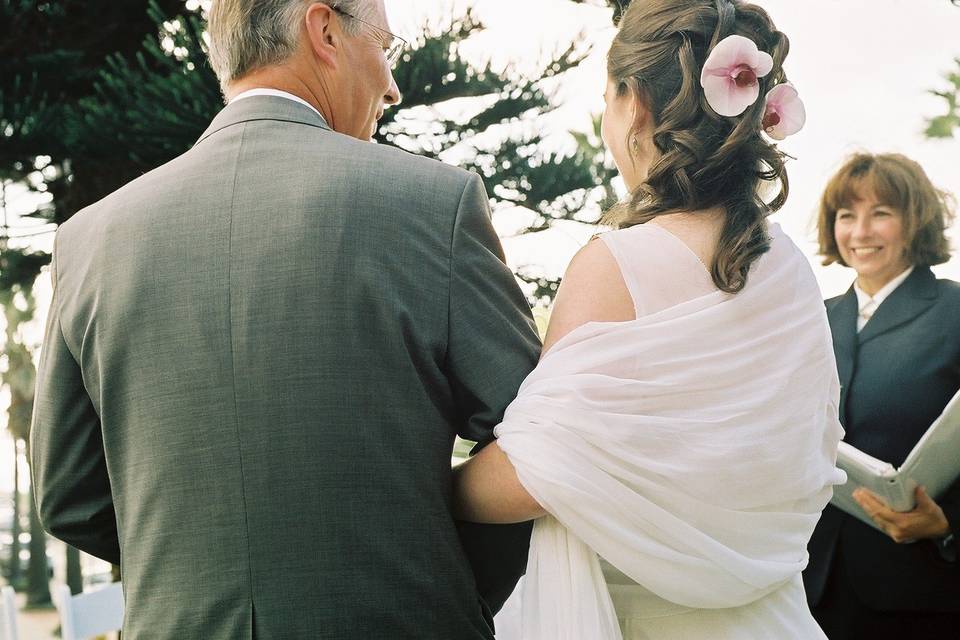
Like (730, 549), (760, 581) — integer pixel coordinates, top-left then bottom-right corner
(30, 1), (540, 637)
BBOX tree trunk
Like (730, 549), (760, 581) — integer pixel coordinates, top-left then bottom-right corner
(112, 563), (122, 640)
(7, 438), (22, 587)
(24, 444), (52, 608)
(66, 545), (83, 594)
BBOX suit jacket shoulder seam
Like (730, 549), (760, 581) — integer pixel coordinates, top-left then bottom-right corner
(444, 173), (476, 367)
(223, 121), (257, 612)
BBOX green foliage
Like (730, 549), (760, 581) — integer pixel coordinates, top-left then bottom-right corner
(452, 438), (474, 460)
(378, 9), (616, 303)
(77, 4), (223, 167)
(0, 241), (46, 442)
(508, 114), (617, 302)
(0, 246), (50, 292)
(386, 10), (504, 117)
(569, 0), (626, 22)
(924, 58), (960, 139)
(0, 0), (187, 223)
(1, 0), (617, 306)
(2, 317), (37, 443)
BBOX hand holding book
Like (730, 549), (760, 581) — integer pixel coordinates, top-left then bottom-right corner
(831, 390), (960, 538)
(851, 485), (951, 543)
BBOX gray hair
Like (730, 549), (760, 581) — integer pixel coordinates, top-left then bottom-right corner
(207, 0), (373, 94)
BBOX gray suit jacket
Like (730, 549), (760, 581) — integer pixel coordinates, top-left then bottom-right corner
(30, 96), (541, 639)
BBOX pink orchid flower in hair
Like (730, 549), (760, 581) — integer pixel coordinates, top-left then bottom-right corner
(700, 35), (774, 117)
(762, 82), (806, 140)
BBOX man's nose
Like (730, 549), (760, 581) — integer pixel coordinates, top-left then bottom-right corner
(385, 73), (401, 107)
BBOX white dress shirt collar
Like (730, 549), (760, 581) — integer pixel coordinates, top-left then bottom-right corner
(229, 88), (328, 125)
(854, 266), (914, 331)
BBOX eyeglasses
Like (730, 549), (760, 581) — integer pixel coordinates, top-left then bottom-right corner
(332, 6), (408, 67)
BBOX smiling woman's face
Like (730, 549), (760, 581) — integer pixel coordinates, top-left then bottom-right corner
(834, 188), (912, 293)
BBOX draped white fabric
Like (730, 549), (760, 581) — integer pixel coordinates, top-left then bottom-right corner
(495, 224), (846, 639)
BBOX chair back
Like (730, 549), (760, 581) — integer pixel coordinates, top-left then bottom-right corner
(55, 582), (124, 640)
(0, 586), (18, 640)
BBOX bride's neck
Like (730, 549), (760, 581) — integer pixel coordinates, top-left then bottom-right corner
(649, 209), (726, 266)
(650, 209), (725, 237)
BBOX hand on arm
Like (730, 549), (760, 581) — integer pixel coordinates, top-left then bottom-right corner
(853, 486), (950, 544)
(453, 443), (546, 523)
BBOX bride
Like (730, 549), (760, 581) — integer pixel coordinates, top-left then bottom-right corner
(452, 0), (845, 638)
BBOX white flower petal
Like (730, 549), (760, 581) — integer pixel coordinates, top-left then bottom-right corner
(754, 51), (774, 78)
(701, 35), (772, 117)
(703, 74), (759, 117)
(764, 83), (806, 138)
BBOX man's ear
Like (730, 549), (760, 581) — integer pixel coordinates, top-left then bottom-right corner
(304, 2), (340, 70)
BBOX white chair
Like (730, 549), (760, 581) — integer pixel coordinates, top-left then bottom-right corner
(55, 582), (124, 640)
(0, 586), (19, 640)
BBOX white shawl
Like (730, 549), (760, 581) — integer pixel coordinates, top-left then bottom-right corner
(495, 227), (846, 639)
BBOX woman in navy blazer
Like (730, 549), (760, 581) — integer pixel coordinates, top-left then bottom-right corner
(803, 152), (960, 638)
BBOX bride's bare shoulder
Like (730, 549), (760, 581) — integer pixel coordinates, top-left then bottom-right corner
(541, 238), (634, 356)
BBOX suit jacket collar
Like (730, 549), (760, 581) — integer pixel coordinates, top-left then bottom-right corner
(857, 266), (938, 345)
(827, 288), (858, 424)
(196, 95), (331, 146)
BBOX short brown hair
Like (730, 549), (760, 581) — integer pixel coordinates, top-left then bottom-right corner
(817, 152), (955, 267)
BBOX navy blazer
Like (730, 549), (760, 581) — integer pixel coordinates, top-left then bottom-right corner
(803, 266), (960, 612)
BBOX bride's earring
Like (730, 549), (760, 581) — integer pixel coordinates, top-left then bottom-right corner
(629, 132), (642, 160)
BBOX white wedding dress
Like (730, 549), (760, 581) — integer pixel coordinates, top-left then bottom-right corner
(492, 222), (846, 639)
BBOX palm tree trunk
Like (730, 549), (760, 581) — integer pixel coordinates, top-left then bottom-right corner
(7, 438), (22, 587)
(66, 545), (83, 594)
(23, 443), (52, 608)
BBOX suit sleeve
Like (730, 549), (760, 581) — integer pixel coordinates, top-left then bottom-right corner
(938, 340), (960, 564)
(934, 468), (960, 564)
(445, 172), (541, 614)
(30, 242), (120, 565)
(932, 344), (960, 564)
(446, 172), (541, 443)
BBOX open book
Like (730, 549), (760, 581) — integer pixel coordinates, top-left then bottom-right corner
(831, 390), (960, 531)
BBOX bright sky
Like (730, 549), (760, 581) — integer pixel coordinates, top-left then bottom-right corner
(396, 0), (960, 298)
(3, 0), (960, 492)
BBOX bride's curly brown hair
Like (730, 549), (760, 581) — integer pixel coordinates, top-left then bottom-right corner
(603, 0), (791, 293)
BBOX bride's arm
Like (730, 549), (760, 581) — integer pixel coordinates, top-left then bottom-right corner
(453, 441), (545, 523)
(452, 238), (635, 523)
